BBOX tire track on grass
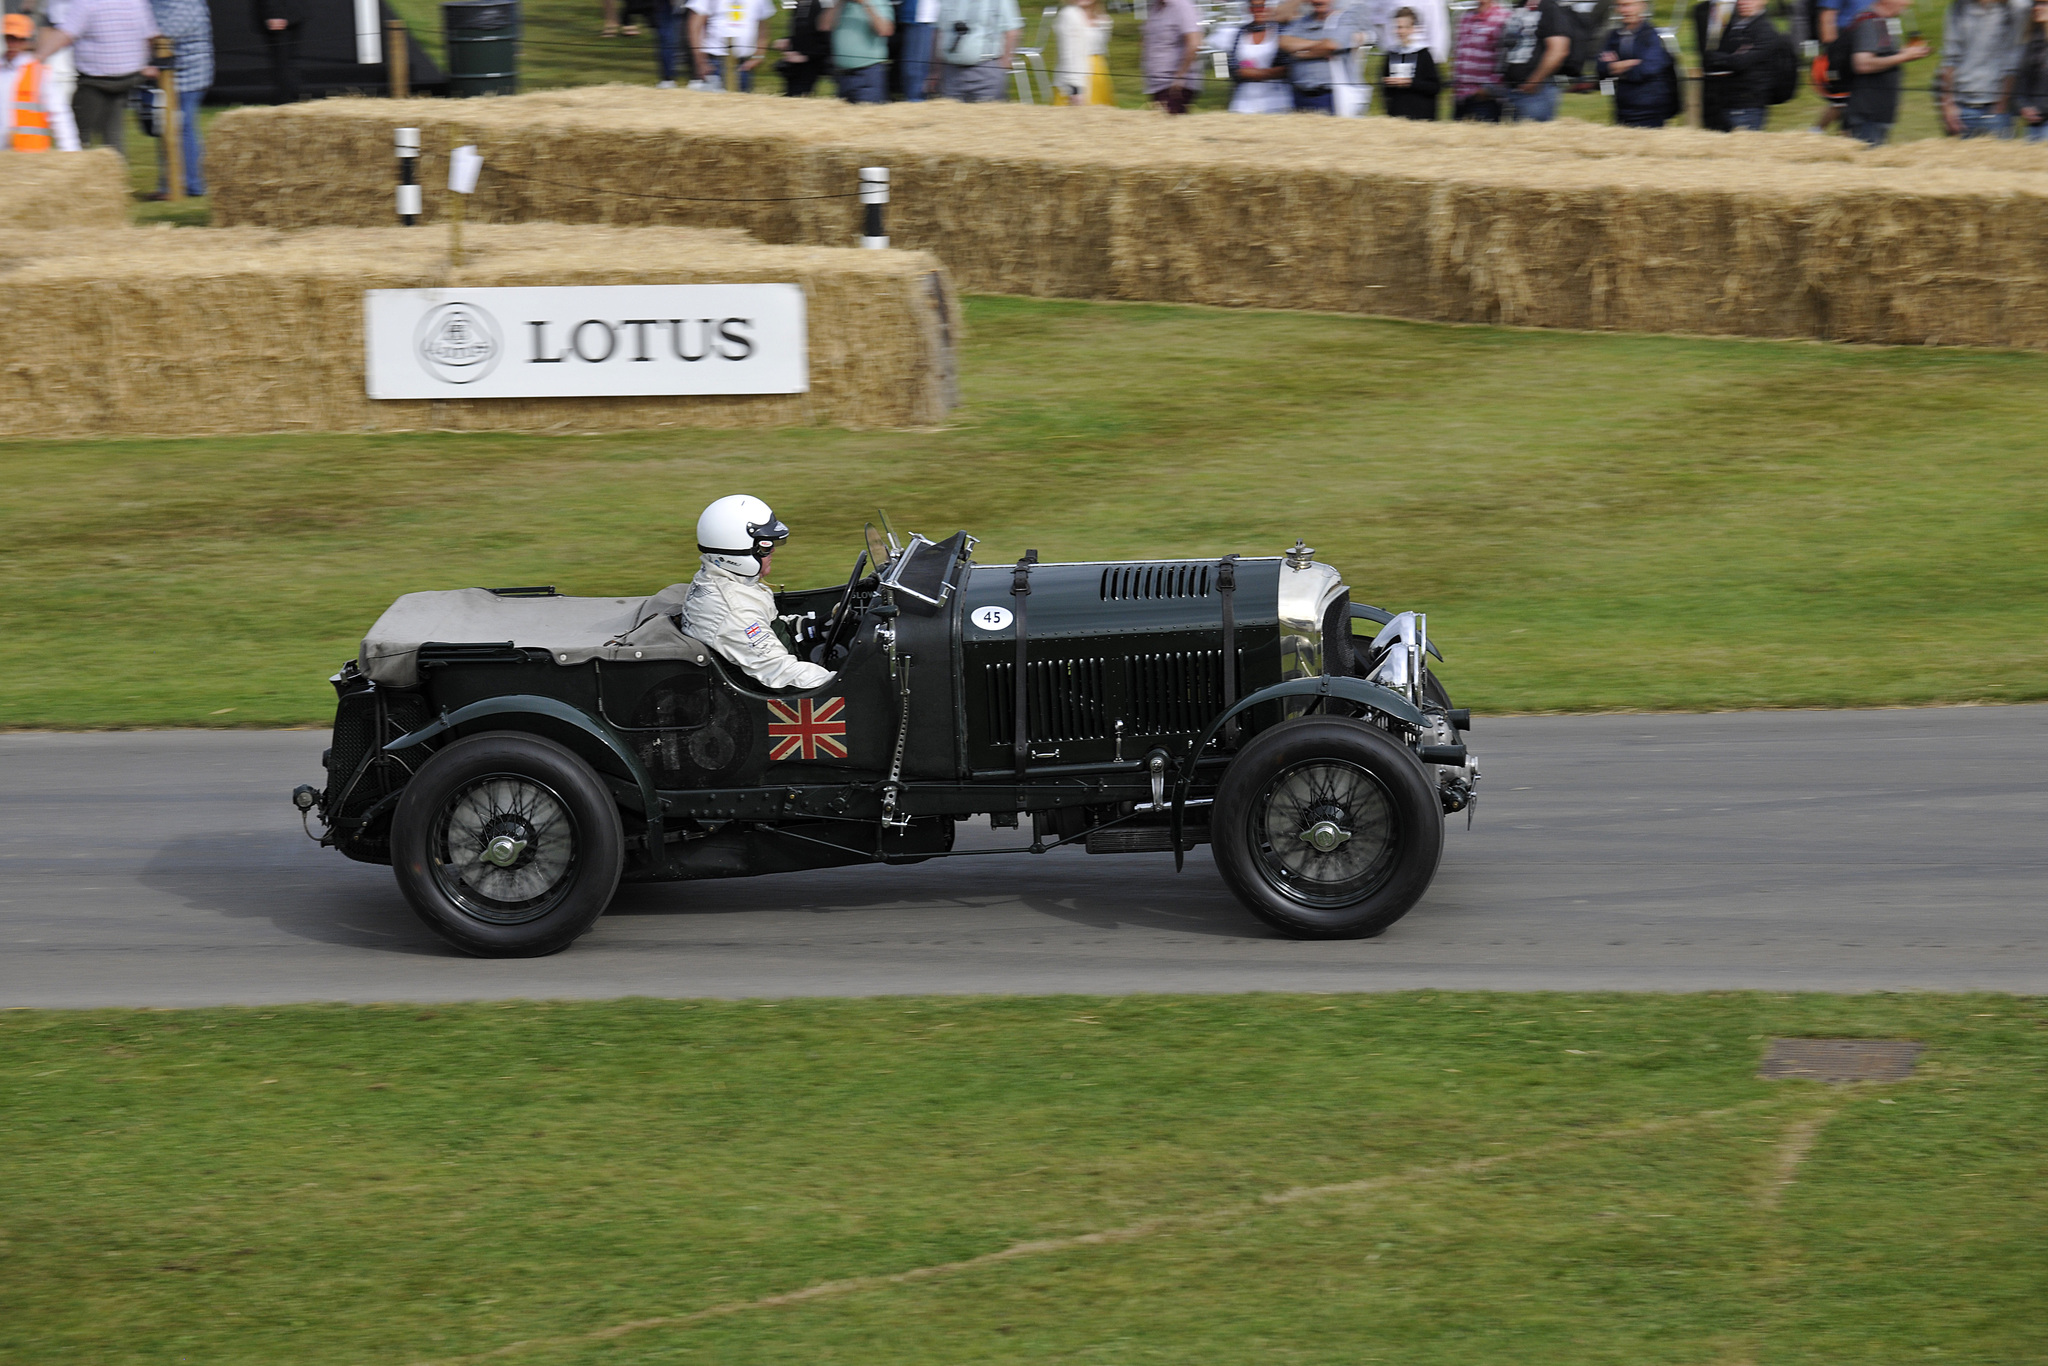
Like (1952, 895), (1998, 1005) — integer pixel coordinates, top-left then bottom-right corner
(1715, 1102), (1849, 1366)
(419, 1097), (1796, 1365)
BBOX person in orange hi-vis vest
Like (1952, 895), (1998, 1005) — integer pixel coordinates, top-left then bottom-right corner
(2, 15), (81, 152)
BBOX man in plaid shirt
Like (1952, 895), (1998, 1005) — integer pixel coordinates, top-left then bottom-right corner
(36, 0), (159, 155)
(1451, 0), (1506, 119)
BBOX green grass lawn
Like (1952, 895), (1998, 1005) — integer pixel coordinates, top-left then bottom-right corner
(3, 992), (2041, 1364)
(4, 294), (2044, 728)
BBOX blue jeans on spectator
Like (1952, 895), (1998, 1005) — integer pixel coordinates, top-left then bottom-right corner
(1725, 106), (1765, 131)
(651, 1), (682, 82)
(1954, 103), (2011, 138)
(2027, 118), (2048, 141)
(1845, 115), (1890, 145)
(1507, 82), (1558, 121)
(701, 54), (758, 90)
(156, 86), (205, 196)
(1292, 86), (1335, 113)
(897, 3), (934, 99)
(838, 61), (889, 102)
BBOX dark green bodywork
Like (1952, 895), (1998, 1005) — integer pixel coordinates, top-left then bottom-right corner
(321, 548), (1417, 883)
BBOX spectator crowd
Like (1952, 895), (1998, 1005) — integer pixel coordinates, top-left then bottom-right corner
(646, 0), (2045, 145)
(4, 0), (219, 195)
(0, 0), (2035, 199)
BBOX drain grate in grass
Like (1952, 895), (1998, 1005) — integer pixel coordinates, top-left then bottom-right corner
(1759, 1038), (1924, 1083)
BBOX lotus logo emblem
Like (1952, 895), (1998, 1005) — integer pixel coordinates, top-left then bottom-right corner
(414, 301), (503, 385)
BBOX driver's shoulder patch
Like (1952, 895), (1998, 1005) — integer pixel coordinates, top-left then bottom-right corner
(743, 621), (768, 644)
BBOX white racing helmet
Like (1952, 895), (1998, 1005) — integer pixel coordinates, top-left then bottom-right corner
(697, 494), (790, 578)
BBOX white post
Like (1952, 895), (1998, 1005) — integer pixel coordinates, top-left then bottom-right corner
(859, 166), (889, 250)
(354, 0), (383, 64)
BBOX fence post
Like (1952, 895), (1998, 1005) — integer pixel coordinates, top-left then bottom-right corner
(859, 166), (889, 249)
(388, 19), (410, 98)
(396, 127), (421, 225)
(151, 36), (181, 202)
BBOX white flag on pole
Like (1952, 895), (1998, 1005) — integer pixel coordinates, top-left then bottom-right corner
(449, 145), (483, 195)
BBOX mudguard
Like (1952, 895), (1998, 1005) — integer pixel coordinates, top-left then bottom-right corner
(385, 694), (665, 868)
(1170, 675), (1428, 869)
(1352, 603), (1443, 661)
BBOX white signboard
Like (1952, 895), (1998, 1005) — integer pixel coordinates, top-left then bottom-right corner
(364, 284), (808, 400)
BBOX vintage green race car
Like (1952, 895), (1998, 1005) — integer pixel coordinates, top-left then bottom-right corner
(293, 522), (1476, 957)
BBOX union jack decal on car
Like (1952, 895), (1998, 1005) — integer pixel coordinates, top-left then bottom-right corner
(767, 696), (848, 761)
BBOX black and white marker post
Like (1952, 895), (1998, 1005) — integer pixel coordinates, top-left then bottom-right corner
(859, 166), (889, 249)
(395, 127), (420, 225)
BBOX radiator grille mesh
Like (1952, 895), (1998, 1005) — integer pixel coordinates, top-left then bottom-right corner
(980, 649), (1228, 745)
(1125, 650), (1224, 735)
(982, 657), (1112, 745)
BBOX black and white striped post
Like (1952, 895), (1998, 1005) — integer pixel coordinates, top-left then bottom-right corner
(859, 166), (889, 250)
(395, 127), (421, 226)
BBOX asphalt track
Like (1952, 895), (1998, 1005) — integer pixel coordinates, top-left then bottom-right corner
(2, 706), (2043, 1008)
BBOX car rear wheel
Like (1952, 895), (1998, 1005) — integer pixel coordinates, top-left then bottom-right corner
(1211, 717), (1443, 940)
(391, 733), (624, 957)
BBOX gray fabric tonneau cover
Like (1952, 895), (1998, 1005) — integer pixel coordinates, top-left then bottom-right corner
(359, 586), (709, 688)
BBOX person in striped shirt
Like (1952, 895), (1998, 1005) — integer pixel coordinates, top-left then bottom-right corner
(1451, 0), (1507, 119)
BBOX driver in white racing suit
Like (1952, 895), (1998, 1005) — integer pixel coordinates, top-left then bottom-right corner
(680, 495), (833, 691)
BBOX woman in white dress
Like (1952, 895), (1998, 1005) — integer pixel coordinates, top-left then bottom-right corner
(1054, 0), (1113, 105)
(1215, 0), (1292, 112)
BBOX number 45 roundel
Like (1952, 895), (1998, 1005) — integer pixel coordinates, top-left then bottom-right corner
(767, 697), (848, 761)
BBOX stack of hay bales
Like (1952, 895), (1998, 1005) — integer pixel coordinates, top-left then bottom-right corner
(212, 91), (2048, 348)
(0, 223), (957, 438)
(0, 149), (129, 231)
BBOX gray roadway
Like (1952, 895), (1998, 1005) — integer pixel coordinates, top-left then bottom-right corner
(2, 706), (2043, 1008)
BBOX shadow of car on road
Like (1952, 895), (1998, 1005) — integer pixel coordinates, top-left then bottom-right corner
(139, 824), (1279, 959)
(603, 848), (1276, 940)
(137, 830), (462, 957)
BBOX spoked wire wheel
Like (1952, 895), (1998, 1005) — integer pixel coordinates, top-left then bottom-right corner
(1249, 759), (1401, 909)
(429, 773), (581, 925)
(1211, 717), (1443, 940)
(394, 733), (624, 957)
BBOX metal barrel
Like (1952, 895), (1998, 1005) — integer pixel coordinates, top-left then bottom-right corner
(442, 0), (520, 97)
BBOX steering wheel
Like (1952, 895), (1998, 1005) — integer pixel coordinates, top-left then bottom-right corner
(813, 550), (873, 665)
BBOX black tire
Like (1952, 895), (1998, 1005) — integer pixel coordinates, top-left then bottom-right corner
(1211, 716), (1444, 940)
(391, 732), (625, 957)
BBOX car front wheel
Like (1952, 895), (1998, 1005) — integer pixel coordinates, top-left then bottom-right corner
(1211, 716), (1443, 940)
(391, 733), (625, 957)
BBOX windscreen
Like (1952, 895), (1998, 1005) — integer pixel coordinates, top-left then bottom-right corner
(888, 531), (970, 616)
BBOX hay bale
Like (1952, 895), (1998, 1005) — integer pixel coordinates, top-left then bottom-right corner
(211, 91), (2048, 348)
(0, 223), (958, 437)
(0, 149), (129, 231)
